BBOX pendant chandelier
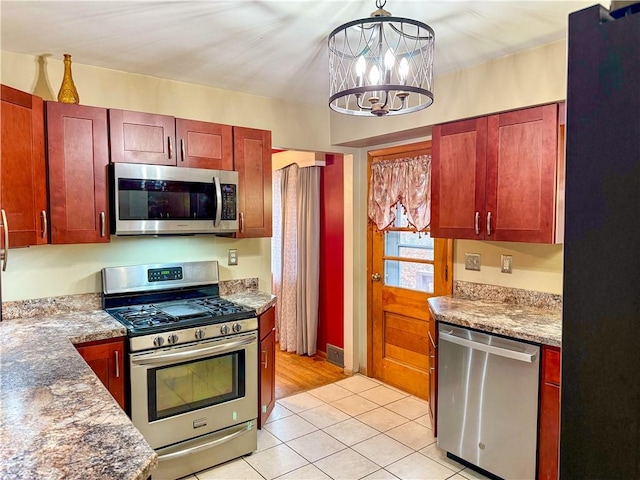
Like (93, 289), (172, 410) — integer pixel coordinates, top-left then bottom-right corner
(328, 0), (435, 117)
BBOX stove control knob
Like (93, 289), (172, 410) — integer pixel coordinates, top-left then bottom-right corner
(220, 325), (230, 335)
(232, 323), (242, 333)
(167, 334), (179, 345)
(195, 329), (205, 340)
(153, 336), (165, 347)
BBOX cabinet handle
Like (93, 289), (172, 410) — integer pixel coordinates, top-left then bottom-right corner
(115, 350), (120, 378)
(240, 212), (245, 234)
(100, 212), (106, 237)
(168, 136), (173, 159)
(1, 209), (8, 272)
(474, 212), (480, 235)
(486, 211), (492, 236)
(261, 350), (268, 369)
(180, 138), (186, 162)
(41, 210), (47, 239)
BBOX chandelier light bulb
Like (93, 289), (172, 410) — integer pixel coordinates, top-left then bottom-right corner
(384, 49), (395, 70)
(399, 57), (409, 84)
(356, 56), (367, 76)
(369, 64), (381, 85)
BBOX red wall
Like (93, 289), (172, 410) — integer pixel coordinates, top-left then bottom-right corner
(317, 154), (344, 352)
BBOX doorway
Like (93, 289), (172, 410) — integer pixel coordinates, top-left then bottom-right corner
(366, 142), (453, 400)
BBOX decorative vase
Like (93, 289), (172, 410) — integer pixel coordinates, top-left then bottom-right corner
(57, 54), (80, 104)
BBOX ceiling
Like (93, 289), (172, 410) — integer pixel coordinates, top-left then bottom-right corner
(1, 1), (602, 107)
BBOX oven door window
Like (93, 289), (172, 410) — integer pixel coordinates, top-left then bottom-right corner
(148, 350), (245, 421)
(118, 178), (215, 220)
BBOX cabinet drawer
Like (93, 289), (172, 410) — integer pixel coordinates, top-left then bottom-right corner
(259, 306), (275, 341)
(543, 346), (561, 386)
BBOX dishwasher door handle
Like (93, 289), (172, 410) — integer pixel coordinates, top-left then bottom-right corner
(439, 331), (537, 363)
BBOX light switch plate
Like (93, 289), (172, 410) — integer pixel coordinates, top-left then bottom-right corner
(501, 254), (513, 274)
(465, 253), (481, 271)
(228, 249), (238, 266)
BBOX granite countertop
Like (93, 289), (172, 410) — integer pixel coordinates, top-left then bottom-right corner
(0, 287), (276, 480)
(0, 310), (157, 480)
(223, 291), (277, 316)
(428, 296), (562, 347)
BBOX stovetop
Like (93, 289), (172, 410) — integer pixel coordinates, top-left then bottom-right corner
(107, 297), (256, 336)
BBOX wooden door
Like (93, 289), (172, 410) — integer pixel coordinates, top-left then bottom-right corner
(109, 109), (176, 165)
(233, 126), (272, 238)
(1, 85), (47, 248)
(46, 102), (110, 244)
(258, 306), (276, 427)
(367, 142), (453, 400)
(486, 103), (559, 243)
(427, 313), (438, 435)
(176, 118), (233, 169)
(431, 117), (487, 240)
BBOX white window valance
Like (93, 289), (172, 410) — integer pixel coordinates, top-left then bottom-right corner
(367, 155), (431, 231)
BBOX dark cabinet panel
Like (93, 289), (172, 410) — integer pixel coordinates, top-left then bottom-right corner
(46, 102), (109, 243)
(76, 337), (126, 410)
(258, 306), (276, 427)
(176, 118), (233, 170)
(109, 109), (175, 165)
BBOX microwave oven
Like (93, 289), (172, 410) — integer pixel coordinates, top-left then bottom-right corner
(109, 163), (239, 235)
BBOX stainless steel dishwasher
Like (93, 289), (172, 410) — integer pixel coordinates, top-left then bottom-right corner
(437, 323), (540, 480)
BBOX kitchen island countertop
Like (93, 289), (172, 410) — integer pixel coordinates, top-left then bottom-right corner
(0, 310), (157, 480)
(428, 295), (562, 347)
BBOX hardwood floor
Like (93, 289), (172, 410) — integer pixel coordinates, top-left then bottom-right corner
(275, 344), (348, 399)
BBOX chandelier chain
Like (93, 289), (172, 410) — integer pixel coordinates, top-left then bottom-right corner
(375, 0), (386, 9)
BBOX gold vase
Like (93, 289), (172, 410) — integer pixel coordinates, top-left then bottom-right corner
(57, 54), (80, 104)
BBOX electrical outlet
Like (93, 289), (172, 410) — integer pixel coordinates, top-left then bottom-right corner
(228, 249), (238, 266)
(501, 254), (513, 274)
(464, 253), (481, 271)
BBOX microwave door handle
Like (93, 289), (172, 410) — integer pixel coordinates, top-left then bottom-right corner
(213, 176), (222, 228)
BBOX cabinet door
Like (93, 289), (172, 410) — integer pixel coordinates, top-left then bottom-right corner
(259, 329), (276, 428)
(76, 337), (126, 410)
(431, 117), (487, 239)
(1, 85), (47, 248)
(233, 127), (272, 238)
(486, 104), (559, 243)
(176, 119), (233, 170)
(538, 345), (560, 480)
(428, 316), (437, 436)
(47, 102), (110, 244)
(109, 109), (176, 165)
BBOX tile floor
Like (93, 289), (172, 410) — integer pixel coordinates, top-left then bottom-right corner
(181, 375), (490, 480)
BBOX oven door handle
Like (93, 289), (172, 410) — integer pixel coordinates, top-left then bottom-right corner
(131, 335), (256, 367)
(157, 420), (255, 462)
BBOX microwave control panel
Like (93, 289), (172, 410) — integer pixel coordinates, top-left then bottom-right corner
(221, 184), (237, 220)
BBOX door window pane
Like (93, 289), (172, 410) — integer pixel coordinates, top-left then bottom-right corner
(383, 220), (434, 293)
(384, 260), (434, 293)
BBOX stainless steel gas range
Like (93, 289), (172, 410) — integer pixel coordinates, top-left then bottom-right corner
(102, 260), (258, 480)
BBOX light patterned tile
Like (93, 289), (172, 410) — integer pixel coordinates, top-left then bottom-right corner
(385, 396), (430, 420)
(323, 418), (379, 446)
(414, 414), (431, 428)
(308, 383), (352, 402)
(314, 448), (379, 480)
(331, 394), (378, 416)
(459, 467), (493, 480)
(335, 375), (380, 393)
(275, 464), (331, 479)
(352, 434), (413, 467)
(355, 407), (409, 432)
(197, 458), (263, 480)
(419, 444), (465, 473)
(278, 392), (326, 413)
(358, 385), (408, 405)
(179, 476), (198, 480)
(386, 452), (457, 480)
(298, 403), (350, 429)
(257, 428), (282, 452)
(386, 421), (435, 450)
(264, 414), (318, 442)
(286, 430), (347, 462)
(266, 402), (296, 423)
(361, 469), (401, 480)
(244, 444), (308, 480)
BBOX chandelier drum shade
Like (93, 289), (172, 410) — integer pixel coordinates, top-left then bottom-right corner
(328, 0), (435, 117)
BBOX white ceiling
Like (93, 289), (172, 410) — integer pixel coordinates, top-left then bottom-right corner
(1, 1), (602, 107)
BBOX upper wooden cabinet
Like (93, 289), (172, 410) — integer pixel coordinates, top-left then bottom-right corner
(46, 102), (110, 244)
(109, 109), (233, 169)
(1, 85), (48, 249)
(431, 103), (564, 243)
(233, 126), (272, 238)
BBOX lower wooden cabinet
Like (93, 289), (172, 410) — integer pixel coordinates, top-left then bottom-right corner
(428, 314), (438, 436)
(75, 337), (126, 410)
(258, 306), (276, 428)
(538, 345), (561, 480)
